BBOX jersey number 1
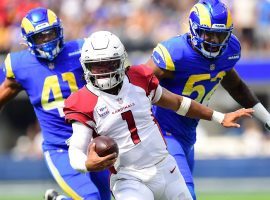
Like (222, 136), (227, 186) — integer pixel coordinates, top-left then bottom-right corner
(121, 111), (141, 144)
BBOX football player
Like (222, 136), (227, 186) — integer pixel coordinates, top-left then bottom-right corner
(0, 8), (110, 200)
(64, 31), (253, 200)
(145, 0), (270, 199)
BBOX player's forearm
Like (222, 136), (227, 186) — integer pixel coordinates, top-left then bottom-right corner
(224, 80), (259, 108)
(185, 99), (213, 120)
(69, 122), (93, 173)
(0, 79), (21, 110)
(0, 89), (17, 110)
(69, 146), (88, 173)
(156, 88), (224, 123)
(253, 103), (270, 125)
(221, 69), (259, 108)
(176, 96), (224, 122)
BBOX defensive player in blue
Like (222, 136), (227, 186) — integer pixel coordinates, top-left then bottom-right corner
(0, 8), (111, 200)
(146, 0), (270, 199)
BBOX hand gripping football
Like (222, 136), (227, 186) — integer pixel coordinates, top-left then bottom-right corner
(90, 135), (119, 157)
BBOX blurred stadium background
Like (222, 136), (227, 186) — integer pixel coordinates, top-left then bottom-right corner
(0, 0), (270, 199)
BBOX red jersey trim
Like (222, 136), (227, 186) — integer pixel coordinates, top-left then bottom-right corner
(126, 65), (159, 97)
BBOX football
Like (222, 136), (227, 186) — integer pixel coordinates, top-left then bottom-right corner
(90, 135), (119, 157)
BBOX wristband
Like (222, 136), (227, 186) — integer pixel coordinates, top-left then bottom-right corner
(176, 96), (192, 116)
(212, 111), (225, 124)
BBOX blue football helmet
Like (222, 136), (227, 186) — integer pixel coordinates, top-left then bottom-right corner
(189, 0), (233, 58)
(21, 7), (64, 61)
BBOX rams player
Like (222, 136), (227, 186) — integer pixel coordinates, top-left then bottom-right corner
(0, 8), (110, 200)
(146, 0), (270, 199)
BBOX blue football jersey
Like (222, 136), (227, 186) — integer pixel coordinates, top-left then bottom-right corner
(1, 39), (85, 150)
(152, 33), (241, 145)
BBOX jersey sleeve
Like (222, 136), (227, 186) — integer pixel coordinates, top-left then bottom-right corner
(64, 91), (95, 129)
(2, 53), (15, 79)
(127, 65), (160, 102)
(228, 34), (242, 67)
(152, 43), (175, 71)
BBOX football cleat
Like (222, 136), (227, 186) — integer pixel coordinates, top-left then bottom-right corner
(44, 189), (66, 200)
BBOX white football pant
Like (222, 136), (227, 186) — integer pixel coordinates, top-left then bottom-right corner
(110, 155), (192, 200)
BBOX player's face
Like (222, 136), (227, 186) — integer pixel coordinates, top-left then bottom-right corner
(31, 28), (58, 45)
(200, 30), (229, 52)
(86, 60), (120, 77)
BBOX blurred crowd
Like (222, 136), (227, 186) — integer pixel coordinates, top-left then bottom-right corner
(1, 0), (270, 58)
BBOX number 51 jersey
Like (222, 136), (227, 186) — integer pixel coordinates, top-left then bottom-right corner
(1, 39), (85, 151)
(64, 65), (168, 171)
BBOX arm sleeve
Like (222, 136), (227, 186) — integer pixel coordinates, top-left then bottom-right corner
(151, 85), (163, 103)
(68, 122), (93, 173)
(64, 94), (96, 129)
(148, 73), (161, 103)
(2, 53), (15, 78)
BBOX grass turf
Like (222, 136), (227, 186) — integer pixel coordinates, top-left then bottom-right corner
(1, 192), (270, 200)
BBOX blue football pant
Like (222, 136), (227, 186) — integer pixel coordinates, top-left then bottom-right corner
(164, 134), (196, 200)
(44, 149), (111, 200)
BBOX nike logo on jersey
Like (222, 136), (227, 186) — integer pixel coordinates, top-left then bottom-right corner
(68, 50), (81, 57)
(228, 55), (240, 60)
(170, 166), (176, 173)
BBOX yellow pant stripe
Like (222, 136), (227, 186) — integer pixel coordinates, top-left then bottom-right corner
(44, 151), (83, 200)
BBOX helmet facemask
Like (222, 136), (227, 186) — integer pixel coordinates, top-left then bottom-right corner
(21, 8), (64, 61)
(82, 54), (127, 90)
(190, 21), (232, 58)
(24, 26), (64, 61)
(80, 31), (128, 91)
(189, 1), (233, 58)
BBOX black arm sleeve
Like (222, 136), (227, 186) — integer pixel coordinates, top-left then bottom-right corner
(221, 69), (259, 108)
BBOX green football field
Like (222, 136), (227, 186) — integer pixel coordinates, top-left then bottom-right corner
(1, 192), (270, 200)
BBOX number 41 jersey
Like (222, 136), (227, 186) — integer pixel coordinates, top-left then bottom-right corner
(64, 65), (168, 171)
(1, 40), (85, 151)
(152, 33), (241, 146)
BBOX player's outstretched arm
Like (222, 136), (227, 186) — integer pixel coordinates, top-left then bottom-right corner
(221, 69), (270, 130)
(155, 87), (254, 128)
(0, 78), (21, 110)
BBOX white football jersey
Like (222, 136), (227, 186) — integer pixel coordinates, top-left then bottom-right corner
(64, 65), (168, 171)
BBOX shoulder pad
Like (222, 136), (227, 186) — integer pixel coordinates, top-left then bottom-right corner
(152, 36), (184, 71)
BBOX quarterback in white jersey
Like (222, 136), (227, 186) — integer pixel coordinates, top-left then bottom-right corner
(64, 31), (253, 200)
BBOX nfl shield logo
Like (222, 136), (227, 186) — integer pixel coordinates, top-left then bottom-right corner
(210, 64), (215, 71)
(48, 62), (55, 69)
(116, 98), (123, 104)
